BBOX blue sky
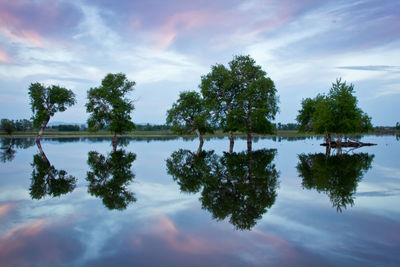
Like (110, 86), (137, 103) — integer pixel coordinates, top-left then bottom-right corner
(0, 0), (399, 125)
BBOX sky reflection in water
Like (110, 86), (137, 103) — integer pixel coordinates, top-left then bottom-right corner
(0, 135), (399, 266)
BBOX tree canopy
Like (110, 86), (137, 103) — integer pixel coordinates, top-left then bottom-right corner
(200, 55), (278, 151)
(296, 79), (372, 135)
(1, 119), (15, 135)
(28, 83), (76, 139)
(166, 91), (213, 149)
(86, 73), (136, 137)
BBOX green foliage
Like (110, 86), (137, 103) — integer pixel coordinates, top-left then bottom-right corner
(87, 149), (136, 210)
(297, 79), (373, 134)
(30, 153), (77, 199)
(297, 152), (374, 212)
(28, 83), (76, 129)
(200, 64), (235, 131)
(166, 91), (214, 135)
(0, 119), (15, 135)
(200, 55), (279, 135)
(51, 124), (81, 131)
(228, 55), (279, 135)
(86, 73), (136, 134)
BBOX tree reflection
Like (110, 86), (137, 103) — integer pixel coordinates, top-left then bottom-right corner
(1, 137), (36, 163)
(166, 148), (279, 230)
(87, 148), (136, 210)
(0, 138), (16, 162)
(166, 149), (216, 193)
(297, 153), (374, 212)
(30, 140), (77, 199)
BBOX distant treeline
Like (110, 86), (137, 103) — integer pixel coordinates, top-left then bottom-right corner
(2, 118), (399, 134)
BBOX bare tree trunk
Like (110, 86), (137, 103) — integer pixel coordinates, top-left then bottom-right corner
(229, 131), (234, 154)
(195, 129), (204, 156)
(247, 132), (252, 153)
(325, 146), (331, 157)
(37, 117), (50, 143)
(247, 102), (253, 153)
(336, 134), (342, 155)
(325, 132), (331, 150)
(112, 132), (118, 152)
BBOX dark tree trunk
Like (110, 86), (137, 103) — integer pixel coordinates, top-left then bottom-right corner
(112, 132), (118, 152)
(246, 102), (253, 153)
(195, 129), (204, 156)
(247, 132), (252, 153)
(229, 131), (234, 154)
(37, 116), (50, 143)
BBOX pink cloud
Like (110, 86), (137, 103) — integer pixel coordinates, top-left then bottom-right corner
(153, 215), (212, 254)
(4, 218), (46, 239)
(2, 27), (44, 47)
(154, 10), (216, 49)
(0, 203), (14, 217)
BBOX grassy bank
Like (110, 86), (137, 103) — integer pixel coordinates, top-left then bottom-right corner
(1, 130), (397, 139)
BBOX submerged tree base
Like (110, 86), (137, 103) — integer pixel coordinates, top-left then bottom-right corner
(320, 140), (376, 148)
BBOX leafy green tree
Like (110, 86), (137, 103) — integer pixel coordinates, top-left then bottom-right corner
(87, 148), (136, 210)
(28, 83), (76, 141)
(200, 64), (237, 152)
(166, 91), (214, 152)
(296, 79), (373, 146)
(200, 55), (279, 152)
(1, 119), (15, 136)
(297, 152), (374, 212)
(228, 55), (279, 151)
(30, 141), (76, 199)
(86, 73), (136, 150)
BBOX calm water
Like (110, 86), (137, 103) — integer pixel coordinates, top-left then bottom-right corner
(0, 135), (399, 266)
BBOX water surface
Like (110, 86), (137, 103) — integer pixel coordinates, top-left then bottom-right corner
(0, 135), (399, 266)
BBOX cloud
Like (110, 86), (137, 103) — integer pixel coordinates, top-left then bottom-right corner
(337, 66), (400, 72)
(0, 48), (10, 63)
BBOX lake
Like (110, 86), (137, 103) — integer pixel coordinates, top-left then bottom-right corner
(0, 135), (399, 266)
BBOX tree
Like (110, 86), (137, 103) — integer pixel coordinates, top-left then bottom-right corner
(200, 55), (279, 152)
(166, 91), (214, 153)
(1, 119), (15, 136)
(297, 152), (374, 212)
(86, 73), (136, 150)
(200, 64), (237, 152)
(296, 79), (373, 147)
(28, 83), (76, 143)
(229, 55), (278, 151)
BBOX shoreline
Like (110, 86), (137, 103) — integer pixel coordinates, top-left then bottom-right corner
(0, 130), (397, 139)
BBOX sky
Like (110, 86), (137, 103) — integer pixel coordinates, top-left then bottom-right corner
(0, 0), (399, 125)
